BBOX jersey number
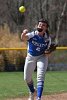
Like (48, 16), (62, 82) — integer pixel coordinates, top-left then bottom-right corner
(36, 47), (40, 51)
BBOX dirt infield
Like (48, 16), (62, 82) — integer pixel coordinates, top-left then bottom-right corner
(7, 92), (67, 100)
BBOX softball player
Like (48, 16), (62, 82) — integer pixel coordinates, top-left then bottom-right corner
(21, 19), (51, 100)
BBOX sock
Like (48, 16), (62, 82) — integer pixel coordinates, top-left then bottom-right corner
(27, 81), (35, 93)
(37, 81), (44, 98)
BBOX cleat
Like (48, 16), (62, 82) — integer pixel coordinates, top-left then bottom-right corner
(28, 87), (37, 100)
(28, 92), (34, 100)
(37, 97), (41, 100)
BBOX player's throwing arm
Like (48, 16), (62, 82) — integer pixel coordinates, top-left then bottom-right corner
(21, 29), (29, 41)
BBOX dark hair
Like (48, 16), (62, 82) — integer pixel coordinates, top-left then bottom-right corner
(38, 19), (49, 27)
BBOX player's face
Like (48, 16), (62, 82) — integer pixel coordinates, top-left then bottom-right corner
(37, 22), (48, 32)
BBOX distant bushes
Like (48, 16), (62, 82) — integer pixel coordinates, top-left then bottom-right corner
(0, 50), (26, 72)
(48, 50), (67, 71)
(0, 24), (27, 71)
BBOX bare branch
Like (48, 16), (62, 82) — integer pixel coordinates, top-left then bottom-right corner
(55, 2), (67, 44)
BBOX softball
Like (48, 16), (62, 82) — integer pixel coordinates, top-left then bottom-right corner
(19, 6), (26, 13)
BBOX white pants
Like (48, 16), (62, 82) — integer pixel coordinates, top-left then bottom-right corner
(24, 53), (48, 83)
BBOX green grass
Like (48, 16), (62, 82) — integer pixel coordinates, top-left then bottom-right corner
(45, 71), (67, 94)
(0, 71), (67, 99)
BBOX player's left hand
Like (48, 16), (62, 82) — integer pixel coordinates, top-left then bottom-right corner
(44, 43), (58, 54)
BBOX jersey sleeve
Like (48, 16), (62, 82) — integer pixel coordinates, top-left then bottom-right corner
(44, 32), (51, 49)
(26, 31), (35, 40)
(47, 37), (51, 49)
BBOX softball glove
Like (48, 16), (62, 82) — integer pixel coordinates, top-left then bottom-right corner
(45, 43), (58, 54)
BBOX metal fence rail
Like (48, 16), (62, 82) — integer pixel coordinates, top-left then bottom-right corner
(0, 47), (67, 50)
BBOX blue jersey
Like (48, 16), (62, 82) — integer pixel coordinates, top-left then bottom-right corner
(26, 30), (51, 56)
